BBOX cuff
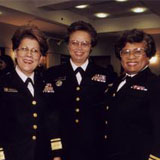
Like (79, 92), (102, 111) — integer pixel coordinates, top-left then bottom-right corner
(0, 148), (5, 160)
(50, 138), (62, 151)
(149, 154), (160, 160)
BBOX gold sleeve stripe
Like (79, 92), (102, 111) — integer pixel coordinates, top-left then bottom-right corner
(0, 149), (5, 160)
(50, 138), (61, 142)
(149, 158), (154, 160)
(51, 141), (62, 151)
(150, 154), (160, 160)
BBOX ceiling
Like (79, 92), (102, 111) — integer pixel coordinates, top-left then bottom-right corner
(0, 0), (160, 39)
(41, 0), (160, 20)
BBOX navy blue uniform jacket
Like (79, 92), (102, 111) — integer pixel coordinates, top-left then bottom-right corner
(105, 68), (160, 160)
(0, 71), (52, 160)
(45, 61), (110, 160)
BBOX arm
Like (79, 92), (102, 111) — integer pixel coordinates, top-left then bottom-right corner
(148, 79), (160, 160)
(53, 157), (62, 160)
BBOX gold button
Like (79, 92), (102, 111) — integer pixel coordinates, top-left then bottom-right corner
(76, 87), (80, 91)
(32, 135), (36, 140)
(106, 106), (109, 110)
(75, 119), (79, 123)
(75, 108), (80, 112)
(76, 97), (80, 101)
(32, 101), (37, 105)
(105, 121), (108, 125)
(104, 135), (107, 139)
(33, 113), (38, 118)
(33, 125), (38, 130)
(112, 93), (116, 97)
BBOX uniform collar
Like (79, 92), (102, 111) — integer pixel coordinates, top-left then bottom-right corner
(15, 66), (34, 84)
(70, 59), (89, 71)
(125, 65), (149, 78)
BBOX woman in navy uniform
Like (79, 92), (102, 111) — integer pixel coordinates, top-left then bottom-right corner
(0, 25), (62, 160)
(45, 21), (110, 160)
(105, 29), (160, 160)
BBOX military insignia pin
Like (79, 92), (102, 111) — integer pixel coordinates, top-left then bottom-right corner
(4, 87), (18, 92)
(56, 80), (63, 87)
(43, 83), (54, 93)
(91, 74), (106, 83)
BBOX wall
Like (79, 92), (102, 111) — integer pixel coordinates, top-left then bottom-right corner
(1, 22), (160, 75)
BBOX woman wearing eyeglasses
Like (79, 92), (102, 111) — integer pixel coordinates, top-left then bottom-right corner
(105, 29), (160, 160)
(45, 21), (110, 160)
(0, 25), (62, 160)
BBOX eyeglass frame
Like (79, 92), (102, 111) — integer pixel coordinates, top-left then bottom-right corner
(120, 47), (146, 58)
(69, 40), (91, 49)
(17, 47), (41, 57)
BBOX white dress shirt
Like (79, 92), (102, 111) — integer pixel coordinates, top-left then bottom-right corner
(16, 66), (34, 96)
(70, 59), (88, 85)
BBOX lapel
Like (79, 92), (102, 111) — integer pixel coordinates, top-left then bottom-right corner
(9, 71), (33, 98)
(80, 61), (93, 86)
(34, 72), (43, 98)
(66, 62), (79, 86)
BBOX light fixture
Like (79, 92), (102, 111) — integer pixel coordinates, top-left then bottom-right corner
(149, 55), (158, 64)
(75, 4), (88, 9)
(115, 0), (128, 2)
(94, 12), (109, 18)
(131, 7), (147, 13)
(0, 11), (3, 15)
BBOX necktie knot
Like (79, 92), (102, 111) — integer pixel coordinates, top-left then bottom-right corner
(25, 78), (33, 87)
(75, 67), (84, 76)
(124, 75), (132, 82)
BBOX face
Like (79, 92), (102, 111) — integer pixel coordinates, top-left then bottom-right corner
(68, 30), (92, 66)
(120, 42), (149, 75)
(0, 60), (6, 70)
(15, 38), (42, 76)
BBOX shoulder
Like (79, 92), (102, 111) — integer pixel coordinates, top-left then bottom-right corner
(46, 64), (66, 74)
(143, 70), (160, 91)
(44, 64), (67, 82)
(0, 71), (14, 84)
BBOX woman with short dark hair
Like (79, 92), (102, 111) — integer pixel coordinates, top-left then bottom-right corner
(0, 25), (62, 160)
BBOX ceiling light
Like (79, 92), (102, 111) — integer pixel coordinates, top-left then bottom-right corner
(75, 4), (88, 9)
(94, 13), (109, 18)
(131, 7), (147, 13)
(115, 0), (128, 2)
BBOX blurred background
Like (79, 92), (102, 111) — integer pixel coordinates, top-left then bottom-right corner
(0, 0), (160, 75)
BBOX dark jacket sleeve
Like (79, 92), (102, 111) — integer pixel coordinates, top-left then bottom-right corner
(148, 78), (160, 160)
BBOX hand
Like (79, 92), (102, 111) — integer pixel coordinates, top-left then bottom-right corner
(53, 157), (62, 160)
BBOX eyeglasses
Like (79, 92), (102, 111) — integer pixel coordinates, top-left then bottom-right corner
(120, 48), (146, 57)
(17, 47), (40, 57)
(69, 40), (91, 49)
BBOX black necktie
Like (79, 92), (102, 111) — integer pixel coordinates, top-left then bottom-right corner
(25, 78), (34, 87)
(124, 75), (132, 83)
(74, 67), (85, 78)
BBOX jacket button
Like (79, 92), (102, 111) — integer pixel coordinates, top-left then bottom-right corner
(76, 97), (80, 101)
(75, 108), (80, 112)
(106, 106), (109, 110)
(75, 119), (79, 123)
(33, 125), (38, 130)
(104, 135), (107, 139)
(32, 135), (36, 140)
(76, 87), (80, 91)
(105, 121), (108, 125)
(33, 113), (38, 118)
(32, 101), (37, 105)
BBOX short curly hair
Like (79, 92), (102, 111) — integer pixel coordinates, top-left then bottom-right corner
(115, 29), (156, 59)
(12, 25), (48, 56)
(65, 20), (97, 47)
